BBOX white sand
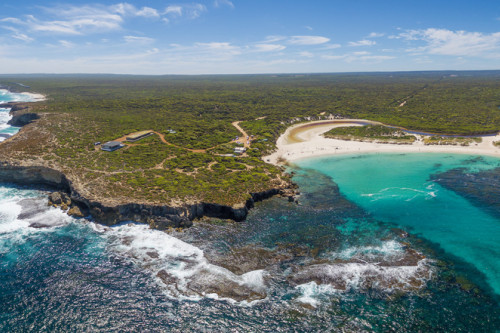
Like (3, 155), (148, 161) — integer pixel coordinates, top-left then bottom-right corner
(0, 89), (46, 102)
(20, 92), (46, 101)
(264, 119), (500, 165)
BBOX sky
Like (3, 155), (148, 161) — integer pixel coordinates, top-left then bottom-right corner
(1, 0), (500, 74)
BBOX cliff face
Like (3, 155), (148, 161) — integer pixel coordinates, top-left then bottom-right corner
(0, 165), (70, 190)
(0, 102), (40, 126)
(0, 163), (296, 228)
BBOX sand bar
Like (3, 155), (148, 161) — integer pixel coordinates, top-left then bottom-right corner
(264, 119), (500, 165)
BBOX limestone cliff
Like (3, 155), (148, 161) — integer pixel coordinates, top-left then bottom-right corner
(0, 163), (295, 227)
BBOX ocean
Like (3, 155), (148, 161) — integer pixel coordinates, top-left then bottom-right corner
(0, 90), (499, 332)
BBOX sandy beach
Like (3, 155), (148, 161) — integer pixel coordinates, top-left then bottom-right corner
(0, 89), (46, 102)
(264, 119), (500, 165)
(19, 92), (47, 101)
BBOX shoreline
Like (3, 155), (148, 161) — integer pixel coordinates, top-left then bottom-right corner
(264, 119), (500, 165)
(0, 89), (47, 102)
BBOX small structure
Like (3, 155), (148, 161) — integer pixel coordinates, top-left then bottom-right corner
(101, 141), (124, 152)
(234, 147), (246, 154)
(126, 130), (153, 142)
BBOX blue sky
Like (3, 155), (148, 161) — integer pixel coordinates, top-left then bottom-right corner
(1, 0), (499, 74)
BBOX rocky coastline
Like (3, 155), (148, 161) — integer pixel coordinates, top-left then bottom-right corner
(0, 102), (298, 229)
(0, 102), (40, 126)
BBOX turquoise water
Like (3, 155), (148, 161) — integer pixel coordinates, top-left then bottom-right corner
(297, 153), (500, 295)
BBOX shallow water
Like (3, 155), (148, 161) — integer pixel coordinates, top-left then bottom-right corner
(298, 153), (500, 295)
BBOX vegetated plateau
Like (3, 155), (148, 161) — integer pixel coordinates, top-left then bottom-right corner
(0, 71), (499, 224)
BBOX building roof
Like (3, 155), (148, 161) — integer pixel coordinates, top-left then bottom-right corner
(126, 130), (153, 140)
(102, 141), (122, 147)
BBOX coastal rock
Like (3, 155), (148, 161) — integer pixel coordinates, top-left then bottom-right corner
(48, 192), (63, 205)
(67, 206), (85, 218)
(149, 215), (191, 230)
(0, 163), (294, 229)
(48, 191), (71, 207)
(8, 112), (39, 127)
(0, 166), (70, 190)
(186, 269), (267, 302)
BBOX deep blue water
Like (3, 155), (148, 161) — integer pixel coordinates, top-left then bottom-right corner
(0, 90), (499, 331)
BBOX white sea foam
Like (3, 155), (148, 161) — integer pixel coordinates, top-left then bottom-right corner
(0, 198), (27, 234)
(295, 281), (337, 307)
(362, 186), (437, 202)
(294, 258), (433, 304)
(336, 240), (405, 261)
(0, 188), (75, 255)
(293, 240), (434, 305)
(97, 222), (268, 303)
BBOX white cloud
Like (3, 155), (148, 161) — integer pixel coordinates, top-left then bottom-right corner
(322, 54), (347, 60)
(348, 39), (376, 46)
(110, 3), (136, 16)
(305, 26), (313, 31)
(5, 5), (124, 35)
(358, 55), (395, 61)
(12, 33), (34, 42)
(323, 43), (342, 49)
(367, 32), (384, 38)
(124, 35), (155, 44)
(214, 0), (235, 9)
(59, 40), (75, 48)
(0, 17), (22, 24)
(1, 3), (164, 36)
(322, 51), (394, 63)
(164, 6), (182, 16)
(352, 51), (370, 55)
(299, 51), (314, 58)
(288, 35), (330, 45)
(164, 4), (207, 20)
(264, 35), (287, 43)
(400, 28), (500, 57)
(254, 44), (286, 52)
(136, 7), (160, 18)
(195, 42), (241, 56)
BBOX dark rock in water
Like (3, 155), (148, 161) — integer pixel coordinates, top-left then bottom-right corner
(67, 206), (85, 218)
(156, 268), (267, 302)
(391, 228), (409, 238)
(149, 214), (192, 229)
(209, 246), (294, 275)
(48, 192), (63, 205)
(0, 133), (11, 139)
(186, 269), (267, 302)
(48, 191), (71, 207)
(431, 167), (500, 218)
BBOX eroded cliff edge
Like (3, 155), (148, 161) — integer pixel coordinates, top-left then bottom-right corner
(0, 105), (297, 228)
